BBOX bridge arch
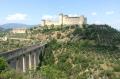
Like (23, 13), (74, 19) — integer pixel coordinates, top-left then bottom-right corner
(0, 44), (47, 72)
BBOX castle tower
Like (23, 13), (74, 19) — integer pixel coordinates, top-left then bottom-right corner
(59, 13), (63, 25)
(79, 16), (87, 27)
(82, 16), (87, 24)
(84, 17), (87, 24)
(41, 20), (46, 26)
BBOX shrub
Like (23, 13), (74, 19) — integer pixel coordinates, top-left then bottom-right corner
(113, 65), (120, 72)
(40, 65), (67, 79)
(0, 57), (8, 72)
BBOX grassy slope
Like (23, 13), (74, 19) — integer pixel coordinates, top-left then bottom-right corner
(41, 39), (120, 79)
(0, 24), (120, 79)
(41, 25), (120, 79)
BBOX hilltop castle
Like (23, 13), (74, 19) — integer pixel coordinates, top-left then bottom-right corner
(41, 13), (87, 28)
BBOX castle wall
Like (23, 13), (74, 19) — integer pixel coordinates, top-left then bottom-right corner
(41, 14), (87, 27)
(63, 17), (80, 25)
(11, 28), (26, 34)
(45, 20), (59, 26)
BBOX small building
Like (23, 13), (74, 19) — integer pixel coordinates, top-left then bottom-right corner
(0, 36), (7, 41)
(11, 28), (26, 34)
(41, 13), (87, 28)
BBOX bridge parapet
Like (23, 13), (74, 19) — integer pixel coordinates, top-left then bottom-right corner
(0, 43), (47, 61)
(0, 43), (47, 72)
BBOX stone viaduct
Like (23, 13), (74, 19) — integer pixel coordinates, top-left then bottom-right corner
(0, 43), (47, 72)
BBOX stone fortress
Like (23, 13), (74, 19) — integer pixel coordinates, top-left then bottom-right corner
(11, 28), (27, 34)
(41, 13), (87, 27)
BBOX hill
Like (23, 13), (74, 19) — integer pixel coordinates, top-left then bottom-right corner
(0, 23), (34, 29)
(0, 24), (120, 79)
(40, 24), (120, 79)
(0, 27), (5, 31)
(0, 27), (9, 37)
(72, 24), (120, 47)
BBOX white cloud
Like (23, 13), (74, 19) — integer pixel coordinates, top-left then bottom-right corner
(93, 21), (102, 24)
(68, 14), (79, 17)
(89, 20), (103, 25)
(0, 19), (6, 25)
(106, 11), (114, 15)
(42, 15), (57, 20)
(91, 12), (97, 16)
(5, 13), (27, 21)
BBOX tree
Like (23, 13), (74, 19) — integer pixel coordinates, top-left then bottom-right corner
(40, 65), (67, 79)
(51, 24), (54, 29)
(0, 57), (8, 72)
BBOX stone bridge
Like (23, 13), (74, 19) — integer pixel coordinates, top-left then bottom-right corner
(0, 43), (47, 72)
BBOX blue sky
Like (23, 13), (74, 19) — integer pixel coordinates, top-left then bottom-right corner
(0, 0), (120, 30)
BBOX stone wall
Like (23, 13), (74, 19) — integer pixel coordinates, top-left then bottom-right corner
(11, 28), (26, 34)
(41, 13), (87, 28)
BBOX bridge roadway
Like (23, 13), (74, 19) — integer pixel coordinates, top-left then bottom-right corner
(0, 43), (47, 72)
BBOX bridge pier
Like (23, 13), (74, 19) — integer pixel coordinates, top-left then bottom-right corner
(15, 55), (27, 72)
(29, 53), (32, 70)
(8, 59), (16, 70)
(16, 58), (19, 71)
(18, 47), (45, 72)
(22, 55), (26, 72)
(0, 44), (47, 72)
(33, 52), (37, 70)
(35, 50), (41, 68)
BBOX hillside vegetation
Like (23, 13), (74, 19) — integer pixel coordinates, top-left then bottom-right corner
(40, 24), (120, 79)
(0, 24), (120, 79)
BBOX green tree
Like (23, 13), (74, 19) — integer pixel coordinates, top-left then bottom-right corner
(40, 65), (67, 79)
(0, 57), (8, 72)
